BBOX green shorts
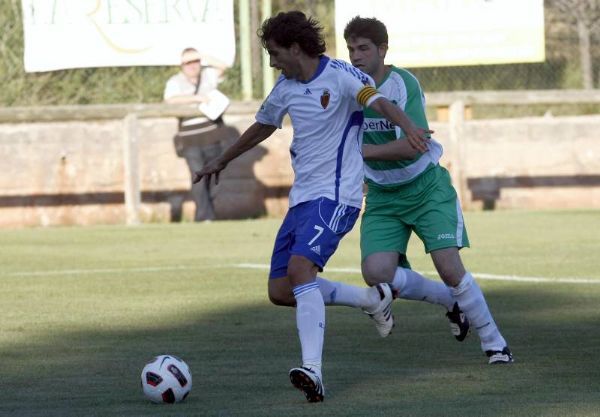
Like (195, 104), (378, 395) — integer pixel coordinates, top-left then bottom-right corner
(360, 165), (469, 266)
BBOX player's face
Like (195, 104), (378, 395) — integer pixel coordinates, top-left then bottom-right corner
(346, 36), (386, 76)
(265, 39), (299, 79)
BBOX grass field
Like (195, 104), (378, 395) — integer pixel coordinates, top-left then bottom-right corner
(1, 210), (599, 417)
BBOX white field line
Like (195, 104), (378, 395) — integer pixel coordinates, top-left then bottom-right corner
(4, 265), (210, 277)
(234, 263), (600, 285)
(4, 263), (600, 285)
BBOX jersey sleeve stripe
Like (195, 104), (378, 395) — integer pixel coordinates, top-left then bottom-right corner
(356, 86), (378, 106)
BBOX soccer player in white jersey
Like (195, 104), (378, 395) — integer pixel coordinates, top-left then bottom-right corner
(193, 11), (431, 403)
(344, 16), (513, 364)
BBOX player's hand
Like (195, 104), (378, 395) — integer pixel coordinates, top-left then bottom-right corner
(192, 158), (227, 185)
(405, 127), (433, 153)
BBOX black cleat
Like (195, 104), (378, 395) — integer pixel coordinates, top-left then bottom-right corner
(446, 302), (470, 342)
(486, 346), (514, 364)
(289, 367), (324, 402)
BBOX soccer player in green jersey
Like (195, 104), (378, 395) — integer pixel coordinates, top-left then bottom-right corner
(344, 16), (513, 364)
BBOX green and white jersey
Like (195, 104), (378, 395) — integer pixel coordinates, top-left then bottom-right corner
(363, 66), (443, 189)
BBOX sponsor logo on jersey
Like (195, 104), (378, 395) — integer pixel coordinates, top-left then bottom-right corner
(363, 118), (395, 132)
(304, 88), (312, 95)
(310, 245), (321, 254)
(320, 90), (330, 109)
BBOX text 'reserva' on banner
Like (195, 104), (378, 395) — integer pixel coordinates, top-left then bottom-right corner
(21, 0), (235, 72)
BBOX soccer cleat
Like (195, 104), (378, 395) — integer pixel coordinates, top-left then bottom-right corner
(289, 367), (324, 402)
(486, 347), (514, 364)
(363, 283), (394, 338)
(446, 302), (470, 342)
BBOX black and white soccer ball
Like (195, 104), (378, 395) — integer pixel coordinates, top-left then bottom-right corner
(141, 355), (192, 404)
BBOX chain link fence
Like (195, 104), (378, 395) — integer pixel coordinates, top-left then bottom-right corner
(2, 0), (599, 118)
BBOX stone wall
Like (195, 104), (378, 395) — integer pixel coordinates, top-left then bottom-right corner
(0, 112), (599, 227)
(436, 115), (600, 210)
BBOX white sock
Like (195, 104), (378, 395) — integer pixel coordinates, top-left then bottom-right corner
(316, 276), (379, 309)
(293, 282), (325, 371)
(392, 268), (455, 310)
(451, 272), (507, 352)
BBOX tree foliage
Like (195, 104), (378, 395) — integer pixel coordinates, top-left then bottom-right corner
(548, 0), (600, 88)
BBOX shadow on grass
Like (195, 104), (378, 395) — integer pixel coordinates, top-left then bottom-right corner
(2, 285), (600, 417)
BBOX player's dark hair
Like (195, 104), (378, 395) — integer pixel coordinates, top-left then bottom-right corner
(258, 11), (326, 58)
(343, 16), (388, 46)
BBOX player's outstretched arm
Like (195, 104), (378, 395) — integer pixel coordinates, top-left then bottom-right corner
(368, 97), (432, 153)
(362, 139), (421, 161)
(193, 122), (276, 185)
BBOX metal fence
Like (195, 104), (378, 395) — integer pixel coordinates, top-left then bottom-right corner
(1, 0), (599, 107)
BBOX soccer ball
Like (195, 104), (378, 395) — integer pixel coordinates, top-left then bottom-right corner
(141, 355), (192, 404)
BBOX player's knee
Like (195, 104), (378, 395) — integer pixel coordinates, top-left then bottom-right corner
(361, 262), (395, 286)
(431, 248), (465, 286)
(286, 256), (317, 287)
(268, 283), (295, 306)
(437, 266), (464, 287)
(268, 292), (295, 306)
(269, 294), (295, 306)
(440, 272), (462, 287)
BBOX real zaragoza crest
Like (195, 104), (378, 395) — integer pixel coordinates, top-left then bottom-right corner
(320, 89), (330, 109)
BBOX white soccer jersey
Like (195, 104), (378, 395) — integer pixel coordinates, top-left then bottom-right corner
(256, 56), (382, 208)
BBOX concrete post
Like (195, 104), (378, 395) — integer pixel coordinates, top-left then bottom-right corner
(448, 100), (468, 208)
(123, 113), (141, 225)
(261, 0), (274, 98)
(239, 0), (253, 100)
